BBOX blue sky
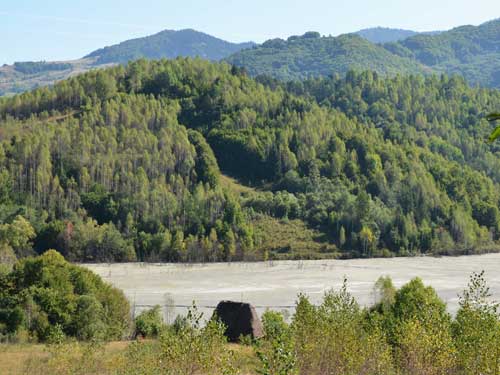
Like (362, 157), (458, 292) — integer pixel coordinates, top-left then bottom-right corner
(1, 0), (499, 65)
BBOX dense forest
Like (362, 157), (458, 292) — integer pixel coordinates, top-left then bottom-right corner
(0, 58), (499, 263)
(1, 252), (499, 374)
(0, 251), (130, 342)
(85, 29), (255, 65)
(13, 62), (73, 75)
(227, 19), (500, 87)
(355, 27), (420, 43)
(225, 32), (428, 81)
(1, 19), (498, 96)
(0, 29), (254, 96)
(385, 18), (500, 87)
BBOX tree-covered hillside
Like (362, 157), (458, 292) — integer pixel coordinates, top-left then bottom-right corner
(226, 32), (429, 81)
(227, 19), (500, 87)
(355, 27), (419, 43)
(0, 29), (254, 96)
(85, 29), (255, 65)
(0, 59), (499, 263)
(2, 19), (499, 97)
(385, 18), (500, 87)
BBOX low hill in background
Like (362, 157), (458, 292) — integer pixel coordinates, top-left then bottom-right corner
(1, 19), (499, 95)
(384, 18), (500, 87)
(227, 19), (500, 87)
(85, 28), (255, 64)
(0, 29), (254, 96)
(225, 32), (430, 81)
(355, 27), (419, 43)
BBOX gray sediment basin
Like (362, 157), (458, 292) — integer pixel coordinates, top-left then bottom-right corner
(84, 253), (500, 320)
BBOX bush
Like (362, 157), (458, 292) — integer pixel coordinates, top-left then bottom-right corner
(123, 305), (236, 375)
(292, 282), (394, 375)
(134, 305), (164, 338)
(453, 271), (500, 374)
(0, 250), (131, 342)
(256, 311), (296, 375)
(261, 310), (288, 341)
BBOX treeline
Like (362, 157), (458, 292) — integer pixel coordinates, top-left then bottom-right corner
(0, 58), (500, 261)
(13, 61), (72, 75)
(254, 271), (500, 375)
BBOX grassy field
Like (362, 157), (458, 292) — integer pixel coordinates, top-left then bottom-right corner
(0, 341), (258, 374)
(220, 173), (338, 259)
(253, 216), (338, 259)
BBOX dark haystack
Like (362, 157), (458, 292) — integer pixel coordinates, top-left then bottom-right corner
(213, 301), (264, 342)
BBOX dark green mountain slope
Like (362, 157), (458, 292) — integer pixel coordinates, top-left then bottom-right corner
(85, 28), (255, 64)
(226, 32), (430, 81)
(1, 59), (500, 262)
(385, 19), (500, 87)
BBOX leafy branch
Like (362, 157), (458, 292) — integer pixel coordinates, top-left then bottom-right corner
(487, 113), (500, 143)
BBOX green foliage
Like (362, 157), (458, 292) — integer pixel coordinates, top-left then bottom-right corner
(291, 279), (395, 374)
(227, 19), (500, 88)
(0, 215), (35, 258)
(256, 310), (296, 375)
(356, 27), (419, 43)
(13, 61), (72, 75)
(86, 29), (254, 65)
(9, 274), (500, 375)
(0, 250), (130, 342)
(0, 58), (500, 260)
(487, 112), (500, 142)
(452, 271), (500, 374)
(373, 275), (396, 310)
(123, 305), (236, 375)
(134, 305), (164, 338)
(386, 19), (500, 87)
(227, 32), (427, 81)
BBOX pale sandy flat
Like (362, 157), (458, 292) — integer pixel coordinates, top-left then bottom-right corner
(84, 254), (500, 320)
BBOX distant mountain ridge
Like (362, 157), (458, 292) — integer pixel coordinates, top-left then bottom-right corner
(384, 18), (500, 87)
(225, 32), (429, 81)
(226, 19), (500, 87)
(85, 28), (255, 64)
(0, 29), (255, 96)
(355, 27), (419, 43)
(1, 19), (499, 95)
(355, 27), (441, 43)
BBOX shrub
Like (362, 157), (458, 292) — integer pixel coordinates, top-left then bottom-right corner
(256, 311), (296, 375)
(123, 305), (236, 375)
(0, 250), (131, 342)
(453, 271), (500, 375)
(291, 280), (394, 374)
(134, 305), (164, 338)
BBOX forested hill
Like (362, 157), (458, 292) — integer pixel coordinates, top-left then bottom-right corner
(225, 32), (429, 81)
(355, 27), (419, 43)
(0, 59), (500, 264)
(384, 18), (500, 87)
(227, 19), (500, 87)
(85, 29), (255, 64)
(0, 29), (254, 96)
(2, 19), (499, 96)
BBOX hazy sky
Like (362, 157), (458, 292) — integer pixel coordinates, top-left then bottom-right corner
(1, 0), (499, 65)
